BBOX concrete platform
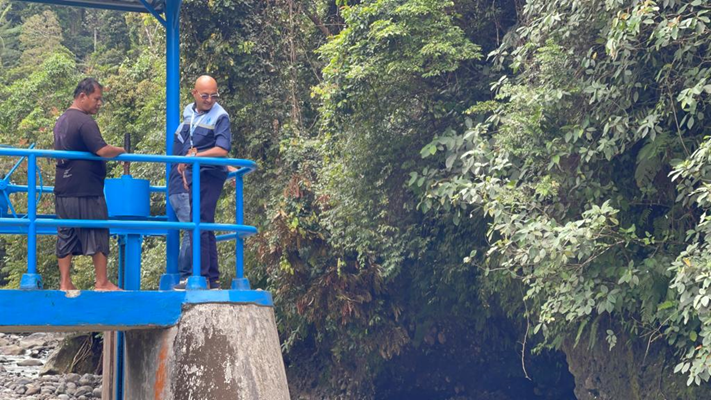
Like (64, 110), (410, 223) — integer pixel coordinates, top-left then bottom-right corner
(0, 289), (273, 332)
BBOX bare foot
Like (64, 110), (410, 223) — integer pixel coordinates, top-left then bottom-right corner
(94, 281), (122, 291)
(59, 282), (77, 291)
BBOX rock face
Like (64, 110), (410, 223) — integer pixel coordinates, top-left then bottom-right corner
(41, 333), (102, 376)
(0, 333), (103, 399)
(563, 329), (711, 400)
(123, 303), (290, 400)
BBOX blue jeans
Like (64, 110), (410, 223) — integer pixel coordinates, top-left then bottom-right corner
(188, 172), (226, 284)
(169, 193), (192, 279)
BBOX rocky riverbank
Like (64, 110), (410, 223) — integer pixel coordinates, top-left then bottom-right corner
(0, 333), (102, 399)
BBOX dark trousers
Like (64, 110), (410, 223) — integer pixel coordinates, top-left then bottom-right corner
(188, 171), (226, 283)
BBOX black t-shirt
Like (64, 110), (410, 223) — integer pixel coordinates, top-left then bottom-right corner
(53, 109), (108, 197)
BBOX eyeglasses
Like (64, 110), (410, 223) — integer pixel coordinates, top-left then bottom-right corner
(198, 92), (220, 100)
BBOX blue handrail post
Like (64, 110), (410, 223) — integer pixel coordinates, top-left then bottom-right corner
(232, 174), (249, 290)
(20, 154), (42, 289)
(186, 161), (207, 290)
(159, 0), (184, 290)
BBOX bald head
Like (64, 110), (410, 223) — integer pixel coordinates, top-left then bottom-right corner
(191, 75), (220, 112)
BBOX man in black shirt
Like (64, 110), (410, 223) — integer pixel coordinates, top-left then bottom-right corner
(54, 78), (126, 291)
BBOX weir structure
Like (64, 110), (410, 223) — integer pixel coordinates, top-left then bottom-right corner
(0, 1), (289, 399)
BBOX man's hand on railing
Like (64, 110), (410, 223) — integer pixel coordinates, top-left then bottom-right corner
(228, 166), (238, 187)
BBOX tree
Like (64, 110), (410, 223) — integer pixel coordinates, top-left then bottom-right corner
(419, 0), (711, 390)
(19, 10), (67, 66)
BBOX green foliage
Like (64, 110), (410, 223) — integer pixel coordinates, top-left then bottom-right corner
(0, 51), (78, 146)
(419, 0), (711, 388)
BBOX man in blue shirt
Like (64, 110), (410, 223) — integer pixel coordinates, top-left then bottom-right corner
(174, 76), (232, 290)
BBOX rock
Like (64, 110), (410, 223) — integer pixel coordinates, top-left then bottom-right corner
(25, 385), (41, 395)
(19, 333), (53, 350)
(65, 373), (80, 382)
(563, 328), (711, 400)
(75, 385), (93, 396)
(16, 378), (31, 386)
(78, 373), (93, 385)
(40, 334), (101, 376)
(92, 387), (102, 397)
(57, 395), (70, 400)
(55, 382), (66, 393)
(14, 385), (25, 394)
(0, 345), (24, 355)
(66, 381), (77, 389)
(17, 359), (43, 366)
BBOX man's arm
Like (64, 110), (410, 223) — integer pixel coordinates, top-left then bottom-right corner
(195, 146), (228, 158)
(96, 145), (126, 158)
(177, 146), (227, 175)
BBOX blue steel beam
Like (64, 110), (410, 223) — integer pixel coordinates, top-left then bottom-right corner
(162, 0), (182, 290)
(0, 289), (273, 332)
(138, 0), (166, 26)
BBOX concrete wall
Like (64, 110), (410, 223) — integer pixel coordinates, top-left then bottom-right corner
(123, 303), (289, 400)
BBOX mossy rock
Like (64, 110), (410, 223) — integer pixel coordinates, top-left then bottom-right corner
(40, 332), (102, 375)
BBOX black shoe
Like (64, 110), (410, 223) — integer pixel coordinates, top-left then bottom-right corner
(209, 280), (221, 290)
(173, 279), (188, 291)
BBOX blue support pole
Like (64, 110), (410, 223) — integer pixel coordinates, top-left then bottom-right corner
(115, 331), (124, 400)
(20, 154), (41, 289)
(187, 162), (207, 290)
(232, 175), (249, 290)
(159, 0), (183, 290)
(124, 234), (143, 290)
(118, 235), (125, 288)
(116, 236), (125, 400)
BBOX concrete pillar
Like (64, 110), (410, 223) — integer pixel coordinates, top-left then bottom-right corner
(101, 331), (117, 400)
(122, 303), (289, 400)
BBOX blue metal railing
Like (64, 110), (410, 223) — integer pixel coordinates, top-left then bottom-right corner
(0, 147), (257, 291)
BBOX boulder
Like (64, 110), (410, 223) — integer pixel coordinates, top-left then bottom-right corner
(17, 359), (43, 366)
(0, 345), (24, 355)
(40, 333), (102, 376)
(563, 324), (711, 400)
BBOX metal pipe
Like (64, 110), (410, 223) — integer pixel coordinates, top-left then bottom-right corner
(0, 148), (258, 173)
(164, 0), (182, 285)
(27, 155), (36, 274)
(5, 184), (167, 194)
(235, 175), (244, 279)
(124, 234), (143, 290)
(191, 161), (201, 280)
(0, 218), (258, 236)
